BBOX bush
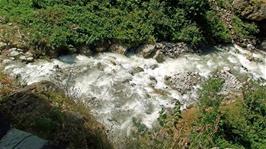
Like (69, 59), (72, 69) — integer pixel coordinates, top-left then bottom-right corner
(0, 0), (243, 54)
(203, 11), (231, 43)
(232, 16), (259, 39)
(189, 80), (266, 149)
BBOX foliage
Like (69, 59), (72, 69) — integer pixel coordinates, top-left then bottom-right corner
(232, 16), (259, 39)
(203, 11), (231, 43)
(131, 78), (266, 149)
(0, 0), (254, 55)
(189, 80), (266, 149)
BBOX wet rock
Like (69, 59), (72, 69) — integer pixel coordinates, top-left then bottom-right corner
(9, 48), (21, 57)
(138, 44), (156, 58)
(153, 50), (165, 63)
(2, 59), (12, 65)
(26, 56), (34, 62)
(149, 64), (159, 70)
(260, 39), (266, 50)
(149, 76), (157, 87)
(130, 66), (144, 75)
(247, 44), (256, 51)
(164, 72), (202, 94)
(110, 44), (127, 55)
(156, 42), (192, 58)
(19, 55), (27, 61)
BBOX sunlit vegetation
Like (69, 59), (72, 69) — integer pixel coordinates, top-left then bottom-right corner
(0, 0), (259, 56)
(129, 78), (266, 148)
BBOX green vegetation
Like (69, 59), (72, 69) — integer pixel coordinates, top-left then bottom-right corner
(129, 78), (266, 149)
(232, 16), (259, 39)
(0, 0), (258, 56)
(189, 80), (266, 149)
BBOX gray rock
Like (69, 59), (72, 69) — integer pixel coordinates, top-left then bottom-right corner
(165, 72), (202, 94)
(218, 68), (242, 94)
(0, 129), (48, 149)
(156, 42), (192, 58)
(260, 39), (266, 50)
(26, 57), (34, 62)
(130, 66), (144, 75)
(9, 48), (21, 57)
(138, 44), (156, 58)
(149, 64), (159, 70)
(25, 51), (33, 57)
(153, 50), (165, 63)
(2, 59), (12, 65)
(19, 55), (27, 61)
(247, 44), (255, 51)
(110, 44), (127, 55)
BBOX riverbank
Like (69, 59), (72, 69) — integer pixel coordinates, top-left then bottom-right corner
(0, 67), (113, 149)
(1, 44), (265, 147)
(0, 0), (265, 60)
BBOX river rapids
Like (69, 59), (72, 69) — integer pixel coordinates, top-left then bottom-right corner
(3, 45), (266, 145)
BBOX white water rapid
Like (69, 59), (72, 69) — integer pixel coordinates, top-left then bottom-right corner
(3, 45), (266, 145)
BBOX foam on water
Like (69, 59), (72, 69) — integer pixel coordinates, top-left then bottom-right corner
(4, 45), (266, 145)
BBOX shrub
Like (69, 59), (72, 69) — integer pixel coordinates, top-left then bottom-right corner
(203, 11), (231, 43)
(0, 0), (242, 54)
(232, 16), (259, 39)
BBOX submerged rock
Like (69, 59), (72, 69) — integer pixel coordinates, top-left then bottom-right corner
(129, 66), (144, 75)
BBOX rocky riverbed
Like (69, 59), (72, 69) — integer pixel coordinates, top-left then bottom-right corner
(2, 44), (266, 147)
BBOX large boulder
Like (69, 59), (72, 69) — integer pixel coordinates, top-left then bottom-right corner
(164, 72), (202, 94)
(109, 44), (127, 55)
(0, 81), (112, 149)
(137, 44), (156, 58)
(153, 50), (165, 63)
(233, 0), (266, 21)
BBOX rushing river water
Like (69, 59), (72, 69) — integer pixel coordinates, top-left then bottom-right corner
(4, 45), (266, 145)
